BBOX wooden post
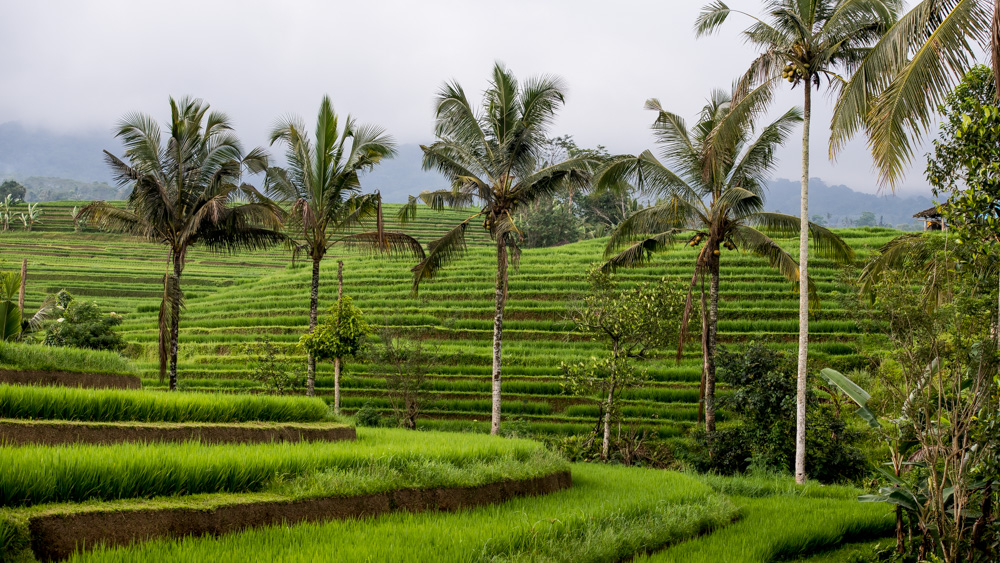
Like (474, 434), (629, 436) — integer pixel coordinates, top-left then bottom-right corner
(18, 259), (26, 313)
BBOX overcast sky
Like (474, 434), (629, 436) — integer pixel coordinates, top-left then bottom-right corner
(0, 0), (968, 196)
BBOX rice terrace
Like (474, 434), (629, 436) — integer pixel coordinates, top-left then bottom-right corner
(1, 1), (999, 562)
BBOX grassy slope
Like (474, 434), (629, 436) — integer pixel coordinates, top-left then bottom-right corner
(2, 201), (901, 433)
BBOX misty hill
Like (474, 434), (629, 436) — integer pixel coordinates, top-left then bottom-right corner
(0, 122), (118, 184)
(0, 121), (935, 226)
(763, 178), (933, 230)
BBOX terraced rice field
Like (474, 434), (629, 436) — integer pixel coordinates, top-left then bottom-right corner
(1, 201), (901, 435)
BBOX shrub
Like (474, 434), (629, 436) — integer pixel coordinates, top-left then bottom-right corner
(43, 294), (125, 352)
(681, 342), (867, 484)
(354, 402), (381, 427)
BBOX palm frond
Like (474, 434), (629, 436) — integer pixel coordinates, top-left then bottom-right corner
(602, 232), (683, 271)
(731, 224), (821, 309)
(411, 215), (479, 294)
(605, 203), (697, 256)
(342, 231), (426, 259)
(752, 212), (855, 263)
(866, 0), (990, 187)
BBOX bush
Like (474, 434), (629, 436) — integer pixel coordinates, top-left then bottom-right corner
(43, 296), (125, 352)
(681, 342), (867, 484)
(242, 337), (303, 395)
(354, 402), (381, 427)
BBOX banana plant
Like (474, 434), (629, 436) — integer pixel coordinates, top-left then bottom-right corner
(0, 271), (57, 341)
(0, 195), (12, 231)
(21, 202), (42, 232)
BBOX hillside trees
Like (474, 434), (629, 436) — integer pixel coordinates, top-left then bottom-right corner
(266, 96), (423, 396)
(696, 0), (897, 482)
(0, 180), (26, 204)
(404, 63), (596, 435)
(594, 88), (853, 434)
(79, 96), (287, 390)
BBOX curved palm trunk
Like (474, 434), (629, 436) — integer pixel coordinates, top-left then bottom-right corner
(306, 256), (321, 397)
(795, 83), (812, 485)
(705, 254), (720, 433)
(168, 252), (183, 391)
(491, 239), (508, 436)
(334, 260), (344, 414)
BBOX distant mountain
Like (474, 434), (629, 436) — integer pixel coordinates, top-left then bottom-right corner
(0, 121), (938, 223)
(763, 178), (934, 230)
(0, 122), (118, 184)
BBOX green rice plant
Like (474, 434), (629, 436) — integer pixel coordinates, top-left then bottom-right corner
(0, 428), (561, 508)
(637, 474), (894, 562)
(0, 384), (329, 423)
(66, 464), (736, 563)
(0, 341), (136, 375)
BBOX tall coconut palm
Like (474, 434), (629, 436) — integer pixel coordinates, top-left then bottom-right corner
(830, 0), (997, 187)
(79, 97), (286, 391)
(696, 0), (897, 483)
(404, 63), (595, 435)
(595, 87), (853, 433)
(266, 96), (424, 397)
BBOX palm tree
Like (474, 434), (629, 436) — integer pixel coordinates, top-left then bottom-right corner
(266, 96), (424, 398)
(696, 0), (896, 483)
(404, 63), (595, 435)
(79, 96), (286, 391)
(595, 87), (853, 433)
(830, 0), (997, 187)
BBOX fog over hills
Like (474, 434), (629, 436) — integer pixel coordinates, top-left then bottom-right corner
(0, 122), (933, 228)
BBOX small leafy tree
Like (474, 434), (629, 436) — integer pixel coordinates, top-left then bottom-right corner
(43, 294), (125, 352)
(243, 337), (303, 395)
(299, 295), (369, 413)
(367, 328), (438, 429)
(562, 269), (683, 460)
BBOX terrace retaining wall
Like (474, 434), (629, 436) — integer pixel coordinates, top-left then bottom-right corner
(27, 469), (573, 561)
(0, 369), (141, 389)
(0, 420), (356, 446)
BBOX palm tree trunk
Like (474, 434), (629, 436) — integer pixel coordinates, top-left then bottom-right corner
(705, 254), (720, 433)
(602, 378), (615, 460)
(306, 256), (321, 397)
(491, 239), (509, 436)
(334, 260), (344, 414)
(168, 253), (183, 392)
(795, 82), (812, 485)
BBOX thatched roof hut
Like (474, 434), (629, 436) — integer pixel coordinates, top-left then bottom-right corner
(914, 206), (946, 230)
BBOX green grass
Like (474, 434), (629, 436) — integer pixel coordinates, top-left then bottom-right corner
(0, 341), (136, 375)
(0, 384), (330, 423)
(636, 474), (895, 562)
(65, 463), (737, 563)
(0, 428), (563, 508)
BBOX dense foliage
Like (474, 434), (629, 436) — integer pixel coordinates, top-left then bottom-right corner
(43, 295), (125, 352)
(682, 342), (866, 484)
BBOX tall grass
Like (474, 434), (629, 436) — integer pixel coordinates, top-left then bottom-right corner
(636, 474), (894, 562)
(0, 342), (136, 375)
(0, 384), (329, 423)
(67, 464), (736, 563)
(0, 428), (562, 507)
